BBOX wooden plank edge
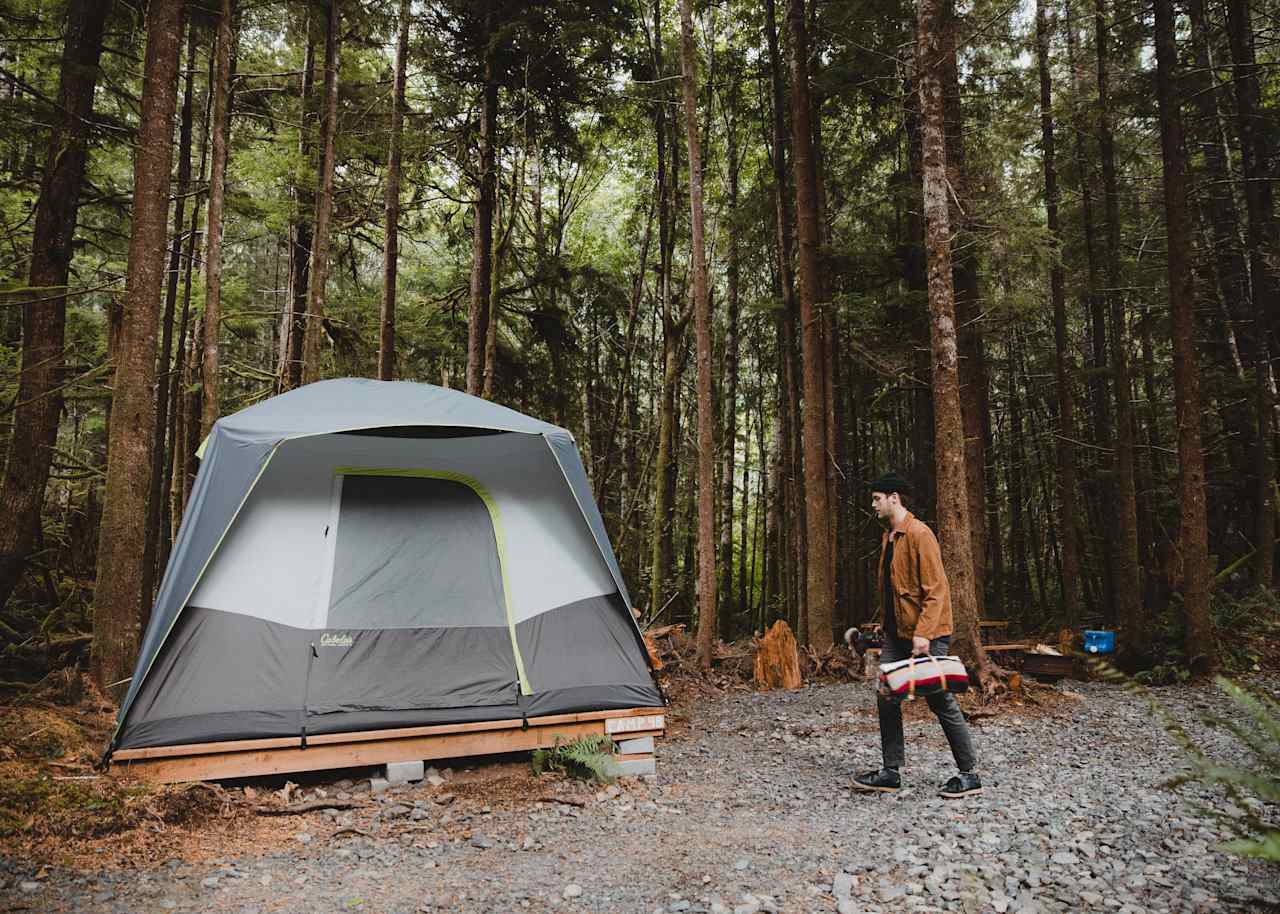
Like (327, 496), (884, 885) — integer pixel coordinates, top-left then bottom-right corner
(113, 706), (667, 761)
(113, 719), (617, 784)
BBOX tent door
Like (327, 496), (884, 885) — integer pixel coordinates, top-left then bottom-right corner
(304, 472), (524, 714)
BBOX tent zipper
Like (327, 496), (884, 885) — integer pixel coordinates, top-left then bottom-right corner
(301, 641), (318, 748)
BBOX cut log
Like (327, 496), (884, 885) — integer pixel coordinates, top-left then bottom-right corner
(753, 620), (802, 690)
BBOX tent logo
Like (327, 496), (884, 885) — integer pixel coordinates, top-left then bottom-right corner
(319, 632), (354, 648)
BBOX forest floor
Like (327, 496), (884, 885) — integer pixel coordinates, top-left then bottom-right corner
(1, 664), (1278, 914)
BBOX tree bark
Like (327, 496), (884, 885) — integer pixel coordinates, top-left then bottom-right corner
(1065, 4), (1114, 617)
(1036, 0), (1080, 626)
(1225, 0), (1279, 589)
(0, 0), (111, 612)
(787, 0), (834, 649)
(92, 0), (184, 692)
(916, 0), (990, 682)
(1095, 0), (1143, 654)
(379, 0), (410, 381)
(466, 2), (498, 396)
(302, 0), (341, 386)
(201, 0), (234, 437)
(678, 0), (717, 670)
(940, 3), (990, 612)
(763, 0), (805, 636)
(281, 15), (317, 392)
(1153, 0), (1214, 671)
(143, 15), (199, 613)
(718, 64), (741, 639)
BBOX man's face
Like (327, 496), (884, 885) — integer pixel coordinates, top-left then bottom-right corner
(871, 491), (896, 520)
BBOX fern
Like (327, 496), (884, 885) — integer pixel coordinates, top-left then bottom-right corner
(529, 734), (620, 785)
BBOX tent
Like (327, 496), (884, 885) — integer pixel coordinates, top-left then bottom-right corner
(107, 379), (661, 757)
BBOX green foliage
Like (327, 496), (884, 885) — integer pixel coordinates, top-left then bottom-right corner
(1134, 589), (1280, 685)
(530, 734), (619, 785)
(1094, 662), (1280, 863)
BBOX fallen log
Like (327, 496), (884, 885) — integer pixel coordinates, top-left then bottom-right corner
(255, 799), (359, 816)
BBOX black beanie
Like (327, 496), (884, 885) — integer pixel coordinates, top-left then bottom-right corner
(869, 471), (912, 497)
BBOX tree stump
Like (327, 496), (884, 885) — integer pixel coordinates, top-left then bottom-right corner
(753, 620), (802, 690)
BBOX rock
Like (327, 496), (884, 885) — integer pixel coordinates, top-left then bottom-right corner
(563, 884), (583, 899)
(369, 777), (390, 795)
(433, 793), (456, 805)
(1051, 852), (1078, 866)
(427, 775), (447, 787)
(471, 835), (493, 849)
(19, 882), (39, 893)
(411, 808), (430, 821)
(383, 804), (411, 819)
(833, 873), (856, 898)
(669, 902), (691, 912)
(161, 900), (178, 910)
(202, 876), (220, 889)
(734, 858), (751, 871)
(295, 833), (313, 845)
(836, 901), (860, 914)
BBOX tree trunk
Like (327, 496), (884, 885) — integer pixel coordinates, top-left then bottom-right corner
(718, 72), (741, 639)
(466, 2), (498, 396)
(143, 16), (199, 613)
(678, 0), (717, 669)
(940, 2), (990, 612)
(0, 0), (111, 612)
(1036, 0), (1080, 626)
(302, 0), (341, 386)
(763, 0), (805, 637)
(647, 0), (683, 624)
(1096, 0), (1143, 652)
(91, 0), (184, 692)
(1065, 5), (1113, 617)
(201, 0), (234, 437)
(379, 0), (409, 381)
(1226, 0), (1279, 589)
(916, 0), (990, 682)
(281, 16), (317, 392)
(787, 0), (834, 649)
(1153, 0), (1214, 671)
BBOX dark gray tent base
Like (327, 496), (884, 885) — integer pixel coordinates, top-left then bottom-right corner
(109, 707), (666, 784)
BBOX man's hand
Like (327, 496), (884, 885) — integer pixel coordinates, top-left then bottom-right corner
(911, 635), (930, 657)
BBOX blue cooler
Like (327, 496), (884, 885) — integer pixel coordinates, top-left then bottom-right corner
(1084, 630), (1116, 654)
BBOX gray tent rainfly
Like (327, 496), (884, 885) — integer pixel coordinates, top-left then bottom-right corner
(107, 379), (661, 756)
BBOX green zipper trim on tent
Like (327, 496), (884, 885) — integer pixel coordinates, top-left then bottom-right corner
(111, 440), (282, 744)
(333, 466), (533, 697)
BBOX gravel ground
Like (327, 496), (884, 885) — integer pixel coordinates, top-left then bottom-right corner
(3, 677), (1277, 914)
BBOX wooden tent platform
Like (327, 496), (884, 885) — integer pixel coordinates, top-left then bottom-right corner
(110, 707), (666, 784)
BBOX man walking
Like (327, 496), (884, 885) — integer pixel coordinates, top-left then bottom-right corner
(853, 471), (981, 798)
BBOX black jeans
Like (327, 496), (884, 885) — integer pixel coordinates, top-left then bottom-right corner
(876, 634), (978, 773)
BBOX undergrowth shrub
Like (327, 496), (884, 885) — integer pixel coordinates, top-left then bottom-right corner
(531, 735), (619, 785)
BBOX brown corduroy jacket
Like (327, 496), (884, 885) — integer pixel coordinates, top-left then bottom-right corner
(876, 511), (953, 640)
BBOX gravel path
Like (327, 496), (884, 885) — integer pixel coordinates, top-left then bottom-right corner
(4, 677), (1277, 914)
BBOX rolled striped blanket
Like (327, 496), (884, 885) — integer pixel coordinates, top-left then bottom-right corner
(878, 655), (970, 701)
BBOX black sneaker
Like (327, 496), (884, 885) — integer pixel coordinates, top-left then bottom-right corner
(852, 768), (901, 792)
(939, 772), (982, 798)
